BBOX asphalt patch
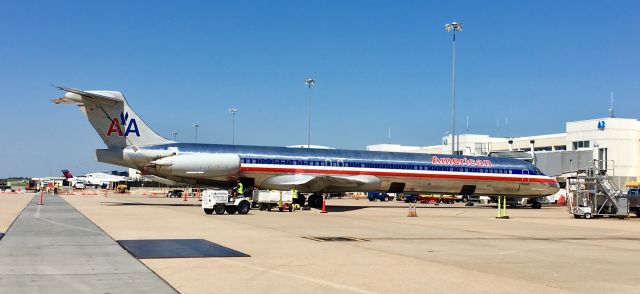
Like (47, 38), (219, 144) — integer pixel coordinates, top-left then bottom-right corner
(117, 239), (250, 259)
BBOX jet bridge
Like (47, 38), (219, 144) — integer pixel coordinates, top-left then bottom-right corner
(567, 160), (629, 219)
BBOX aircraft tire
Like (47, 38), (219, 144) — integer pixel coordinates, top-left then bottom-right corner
(294, 194), (306, 206)
(308, 194), (323, 209)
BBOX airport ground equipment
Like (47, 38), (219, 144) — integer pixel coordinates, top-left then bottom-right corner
(496, 196), (509, 219)
(416, 194), (456, 204)
(395, 193), (417, 203)
(25, 180), (38, 192)
(367, 192), (392, 202)
(0, 181), (12, 192)
(253, 190), (294, 212)
(567, 161), (629, 219)
(202, 189), (251, 215)
(626, 185), (640, 217)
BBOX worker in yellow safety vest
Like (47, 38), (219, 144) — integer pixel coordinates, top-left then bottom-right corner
(233, 180), (244, 200)
(291, 187), (298, 210)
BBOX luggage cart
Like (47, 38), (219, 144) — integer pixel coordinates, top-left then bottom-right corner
(254, 190), (294, 212)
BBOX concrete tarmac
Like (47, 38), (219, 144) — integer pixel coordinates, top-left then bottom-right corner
(57, 195), (640, 294)
(0, 194), (176, 293)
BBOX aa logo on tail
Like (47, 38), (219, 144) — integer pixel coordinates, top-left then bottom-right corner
(106, 112), (140, 137)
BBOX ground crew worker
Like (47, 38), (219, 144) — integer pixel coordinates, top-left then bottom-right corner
(291, 187), (298, 210)
(233, 180), (244, 199)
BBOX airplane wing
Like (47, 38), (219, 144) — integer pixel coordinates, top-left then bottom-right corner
(143, 175), (180, 186)
(260, 174), (380, 192)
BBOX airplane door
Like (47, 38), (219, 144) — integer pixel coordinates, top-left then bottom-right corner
(522, 169), (530, 184)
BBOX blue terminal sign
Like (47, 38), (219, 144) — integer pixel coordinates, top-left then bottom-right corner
(597, 120), (606, 130)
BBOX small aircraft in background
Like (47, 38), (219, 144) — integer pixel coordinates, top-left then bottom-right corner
(61, 169), (129, 188)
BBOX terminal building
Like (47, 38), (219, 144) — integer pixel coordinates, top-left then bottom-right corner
(367, 117), (640, 191)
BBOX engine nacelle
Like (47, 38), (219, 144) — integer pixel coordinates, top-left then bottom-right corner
(151, 153), (240, 178)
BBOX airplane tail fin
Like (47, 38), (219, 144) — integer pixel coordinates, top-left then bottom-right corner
(61, 169), (73, 179)
(52, 86), (173, 149)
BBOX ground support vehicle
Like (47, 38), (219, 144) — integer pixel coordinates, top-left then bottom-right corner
(395, 193), (417, 203)
(324, 193), (346, 199)
(0, 182), (12, 192)
(202, 189), (251, 215)
(367, 192), (394, 202)
(166, 189), (184, 198)
(253, 190), (294, 212)
(74, 181), (86, 189)
(417, 194), (456, 204)
(625, 187), (640, 217)
(116, 184), (128, 193)
(26, 180), (38, 192)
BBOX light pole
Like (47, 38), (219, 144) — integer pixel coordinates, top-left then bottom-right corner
(304, 78), (316, 148)
(445, 21), (462, 155)
(193, 123), (199, 143)
(172, 132), (178, 141)
(229, 108), (238, 144)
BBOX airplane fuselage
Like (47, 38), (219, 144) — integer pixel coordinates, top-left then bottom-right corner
(106, 143), (559, 197)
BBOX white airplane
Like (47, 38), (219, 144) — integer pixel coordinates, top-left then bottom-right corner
(61, 169), (129, 187)
(52, 86), (559, 208)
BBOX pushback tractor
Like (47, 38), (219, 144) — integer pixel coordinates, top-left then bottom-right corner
(202, 189), (251, 215)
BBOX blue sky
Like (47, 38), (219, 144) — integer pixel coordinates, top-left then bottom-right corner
(1, 1), (638, 177)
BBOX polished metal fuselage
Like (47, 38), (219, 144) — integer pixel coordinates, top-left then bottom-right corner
(111, 143), (559, 197)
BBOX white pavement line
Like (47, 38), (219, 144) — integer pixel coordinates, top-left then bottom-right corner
(33, 206), (102, 234)
(218, 259), (378, 294)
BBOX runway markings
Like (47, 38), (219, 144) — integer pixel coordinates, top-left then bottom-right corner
(218, 258), (378, 294)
